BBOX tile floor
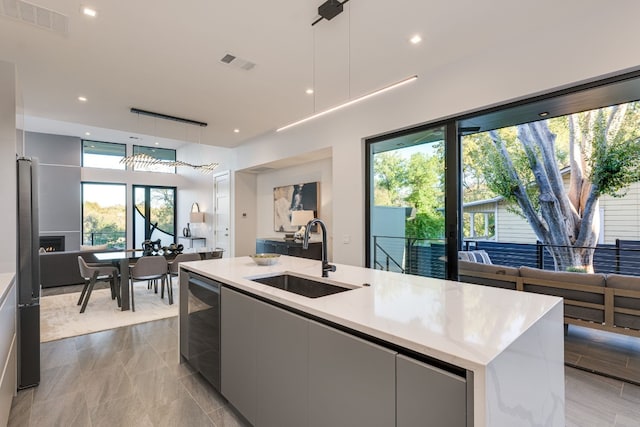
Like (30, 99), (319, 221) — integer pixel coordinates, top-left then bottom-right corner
(8, 317), (640, 426)
(8, 317), (248, 427)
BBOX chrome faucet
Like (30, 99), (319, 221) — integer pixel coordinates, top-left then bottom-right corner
(303, 218), (336, 278)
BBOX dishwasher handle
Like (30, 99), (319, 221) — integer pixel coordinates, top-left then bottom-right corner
(188, 275), (221, 295)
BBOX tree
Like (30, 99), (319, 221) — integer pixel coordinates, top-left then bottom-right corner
(373, 152), (407, 206)
(478, 103), (640, 271)
(373, 150), (444, 240)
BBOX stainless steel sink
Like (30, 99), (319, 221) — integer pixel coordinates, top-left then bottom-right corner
(250, 273), (354, 298)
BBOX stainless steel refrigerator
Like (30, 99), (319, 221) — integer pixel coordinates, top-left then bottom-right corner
(16, 157), (40, 389)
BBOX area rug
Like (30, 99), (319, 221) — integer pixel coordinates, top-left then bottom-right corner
(40, 286), (178, 342)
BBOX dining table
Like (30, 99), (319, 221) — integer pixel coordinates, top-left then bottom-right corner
(94, 247), (224, 311)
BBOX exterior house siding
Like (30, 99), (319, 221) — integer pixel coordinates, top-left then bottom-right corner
(465, 173), (640, 245)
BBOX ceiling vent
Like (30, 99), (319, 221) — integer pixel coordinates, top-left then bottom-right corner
(1, 0), (68, 34)
(219, 52), (256, 71)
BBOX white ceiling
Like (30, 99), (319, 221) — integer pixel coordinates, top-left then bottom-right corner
(1, 0), (555, 149)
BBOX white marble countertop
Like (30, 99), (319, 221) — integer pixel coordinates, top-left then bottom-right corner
(0, 272), (16, 306)
(181, 256), (562, 372)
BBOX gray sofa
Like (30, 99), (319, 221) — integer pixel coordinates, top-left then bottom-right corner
(458, 260), (640, 337)
(40, 249), (118, 288)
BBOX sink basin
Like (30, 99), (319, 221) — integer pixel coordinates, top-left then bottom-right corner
(251, 273), (354, 298)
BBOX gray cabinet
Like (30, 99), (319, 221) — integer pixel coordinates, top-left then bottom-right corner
(396, 354), (467, 427)
(308, 322), (397, 427)
(221, 287), (257, 425)
(255, 299), (308, 427)
(221, 287), (468, 427)
(221, 287), (309, 427)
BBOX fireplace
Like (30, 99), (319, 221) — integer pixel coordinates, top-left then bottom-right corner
(39, 236), (65, 252)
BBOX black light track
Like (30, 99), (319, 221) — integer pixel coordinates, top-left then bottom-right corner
(130, 108), (208, 127)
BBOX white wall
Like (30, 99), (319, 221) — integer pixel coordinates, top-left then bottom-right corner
(254, 158), (333, 258)
(232, 7), (640, 267)
(0, 61), (17, 273)
(233, 171), (257, 257)
(82, 142), (233, 249)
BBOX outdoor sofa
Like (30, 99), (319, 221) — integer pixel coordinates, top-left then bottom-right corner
(458, 251), (640, 337)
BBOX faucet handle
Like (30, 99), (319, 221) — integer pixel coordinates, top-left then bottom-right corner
(324, 262), (336, 273)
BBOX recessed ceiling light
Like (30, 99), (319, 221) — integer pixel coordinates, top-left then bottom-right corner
(233, 129), (240, 133)
(305, 88), (314, 95)
(82, 7), (97, 17)
(410, 34), (422, 45)
(154, 142), (159, 146)
(539, 111), (549, 117)
(78, 96), (87, 102)
(85, 132), (90, 136)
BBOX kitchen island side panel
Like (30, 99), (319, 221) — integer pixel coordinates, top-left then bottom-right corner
(482, 302), (564, 426)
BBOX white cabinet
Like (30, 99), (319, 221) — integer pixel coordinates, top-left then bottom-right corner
(308, 322), (397, 427)
(396, 354), (467, 427)
(0, 275), (17, 427)
(221, 287), (308, 427)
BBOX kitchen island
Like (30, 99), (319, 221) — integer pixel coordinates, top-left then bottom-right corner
(180, 255), (564, 427)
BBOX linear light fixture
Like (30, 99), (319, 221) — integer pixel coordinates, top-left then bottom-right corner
(121, 109), (217, 174)
(276, 75), (418, 132)
(130, 108), (207, 127)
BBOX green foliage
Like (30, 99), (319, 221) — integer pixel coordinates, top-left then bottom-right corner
(373, 152), (407, 206)
(373, 147), (444, 239)
(588, 108), (640, 198)
(83, 201), (126, 248)
(565, 266), (587, 273)
(406, 212), (444, 239)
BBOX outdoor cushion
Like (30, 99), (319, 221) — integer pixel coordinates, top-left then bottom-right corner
(458, 250), (492, 264)
(605, 274), (640, 330)
(458, 260), (518, 290)
(520, 266), (605, 323)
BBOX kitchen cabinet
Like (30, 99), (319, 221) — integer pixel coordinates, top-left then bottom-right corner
(0, 275), (16, 427)
(396, 354), (467, 427)
(221, 285), (469, 427)
(256, 238), (322, 260)
(220, 287), (257, 425)
(255, 297), (308, 427)
(221, 287), (308, 427)
(308, 322), (397, 427)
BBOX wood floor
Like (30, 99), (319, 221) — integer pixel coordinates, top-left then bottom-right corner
(7, 318), (640, 426)
(565, 324), (640, 386)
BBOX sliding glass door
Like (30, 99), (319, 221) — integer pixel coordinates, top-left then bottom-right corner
(133, 185), (176, 248)
(366, 125), (448, 278)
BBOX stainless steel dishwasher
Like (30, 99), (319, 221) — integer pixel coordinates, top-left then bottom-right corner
(179, 270), (221, 391)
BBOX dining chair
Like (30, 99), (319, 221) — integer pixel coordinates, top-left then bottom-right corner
(168, 252), (202, 283)
(77, 256), (120, 314)
(129, 256), (170, 311)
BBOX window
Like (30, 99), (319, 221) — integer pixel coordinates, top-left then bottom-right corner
(133, 185), (176, 248)
(461, 100), (640, 273)
(82, 182), (126, 249)
(82, 140), (126, 169)
(133, 145), (176, 173)
(463, 212), (495, 239)
(366, 125), (447, 278)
